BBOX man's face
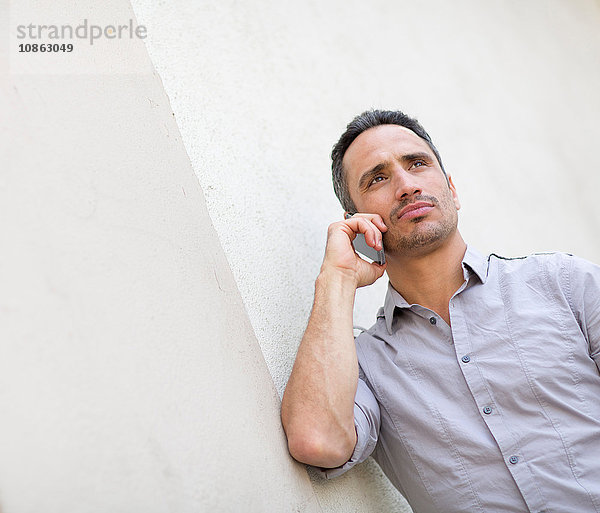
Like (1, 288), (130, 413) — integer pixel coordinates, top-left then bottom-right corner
(343, 124), (461, 256)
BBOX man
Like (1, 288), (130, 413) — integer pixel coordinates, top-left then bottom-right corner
(281, 110), (600, 512)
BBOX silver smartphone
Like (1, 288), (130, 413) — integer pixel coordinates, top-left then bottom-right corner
(352, 233), (385, 265)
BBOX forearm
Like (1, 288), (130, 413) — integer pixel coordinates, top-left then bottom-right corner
(281, 269), (359, 467)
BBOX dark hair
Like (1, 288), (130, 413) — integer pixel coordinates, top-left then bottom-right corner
(331, 109), (447, 212)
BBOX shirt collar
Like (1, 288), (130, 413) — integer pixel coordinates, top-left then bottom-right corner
(382, 245), (489, 334)
(463, 245), (488, 285)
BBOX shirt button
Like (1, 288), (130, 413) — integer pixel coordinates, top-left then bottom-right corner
(461, 355), (471, 363)
(429, 317), (437, 325)
(483, 406), (492, 415)
(509, 455), (519, 465)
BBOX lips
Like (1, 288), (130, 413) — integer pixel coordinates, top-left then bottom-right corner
(397, 201), (434, 220)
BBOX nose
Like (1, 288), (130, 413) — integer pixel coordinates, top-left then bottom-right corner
(392, 167), (422, 200)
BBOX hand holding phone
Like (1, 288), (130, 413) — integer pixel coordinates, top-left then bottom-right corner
(351, 232), (386, 265)
(344, 212), (386, 265)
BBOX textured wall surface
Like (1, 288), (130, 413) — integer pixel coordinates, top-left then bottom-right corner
(129, 0), (600, 379)
(1, 1), (321, 512)
(129, 0), (600, 511)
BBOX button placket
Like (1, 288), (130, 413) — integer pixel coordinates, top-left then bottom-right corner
(451, 291), (516, 486)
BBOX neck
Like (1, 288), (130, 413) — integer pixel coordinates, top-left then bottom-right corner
(385, 232), (467, 324)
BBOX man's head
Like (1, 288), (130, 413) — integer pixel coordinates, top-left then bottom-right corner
(331, 109), (447, 213)
(331, 110), (460, 255)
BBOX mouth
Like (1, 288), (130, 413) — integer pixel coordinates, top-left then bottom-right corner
(397, 201), (434, 221)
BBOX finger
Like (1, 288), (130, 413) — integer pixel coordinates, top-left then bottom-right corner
(328, 220), (377, 252)
(355, 258), (387, 287)
(331, 218), (383, 250)
(344, 217), (382, 249)
(370, 215), (388, 233)
(344, 212), (387, 233)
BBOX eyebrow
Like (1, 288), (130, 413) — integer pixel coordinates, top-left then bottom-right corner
(357, 151), (434, 190)
(358, 163), (386, 190)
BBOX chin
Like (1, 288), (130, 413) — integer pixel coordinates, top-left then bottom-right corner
(384, 223), (456, 256)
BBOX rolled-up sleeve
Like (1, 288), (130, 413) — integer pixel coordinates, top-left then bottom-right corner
(318, 370), (381, 479)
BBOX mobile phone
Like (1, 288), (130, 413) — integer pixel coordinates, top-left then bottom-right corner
(352, 233), (385, 265)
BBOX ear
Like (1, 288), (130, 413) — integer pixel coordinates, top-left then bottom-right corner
(447, 175), (461, 211)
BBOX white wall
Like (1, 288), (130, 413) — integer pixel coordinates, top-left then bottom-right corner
(129, 0), (600, 367)
(1, 1), (321, 512)
(130, 0), (600, 511)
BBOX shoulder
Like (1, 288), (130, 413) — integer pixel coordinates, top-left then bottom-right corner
(488, 251), (574, 280)
(488, 250), (572, 267)
(486, 252), (600, 303)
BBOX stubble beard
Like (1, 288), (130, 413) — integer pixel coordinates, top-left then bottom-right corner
(383, 191), (458, 255)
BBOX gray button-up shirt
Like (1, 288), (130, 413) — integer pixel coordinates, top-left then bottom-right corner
(323, 246), (600, 513)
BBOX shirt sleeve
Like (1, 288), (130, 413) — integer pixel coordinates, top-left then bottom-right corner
(318, 368), (381, 479)
(566, 254), (600, 372)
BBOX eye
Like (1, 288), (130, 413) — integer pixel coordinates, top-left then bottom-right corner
(411, 160), (427, 169)
(368, 175), (386, 187)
